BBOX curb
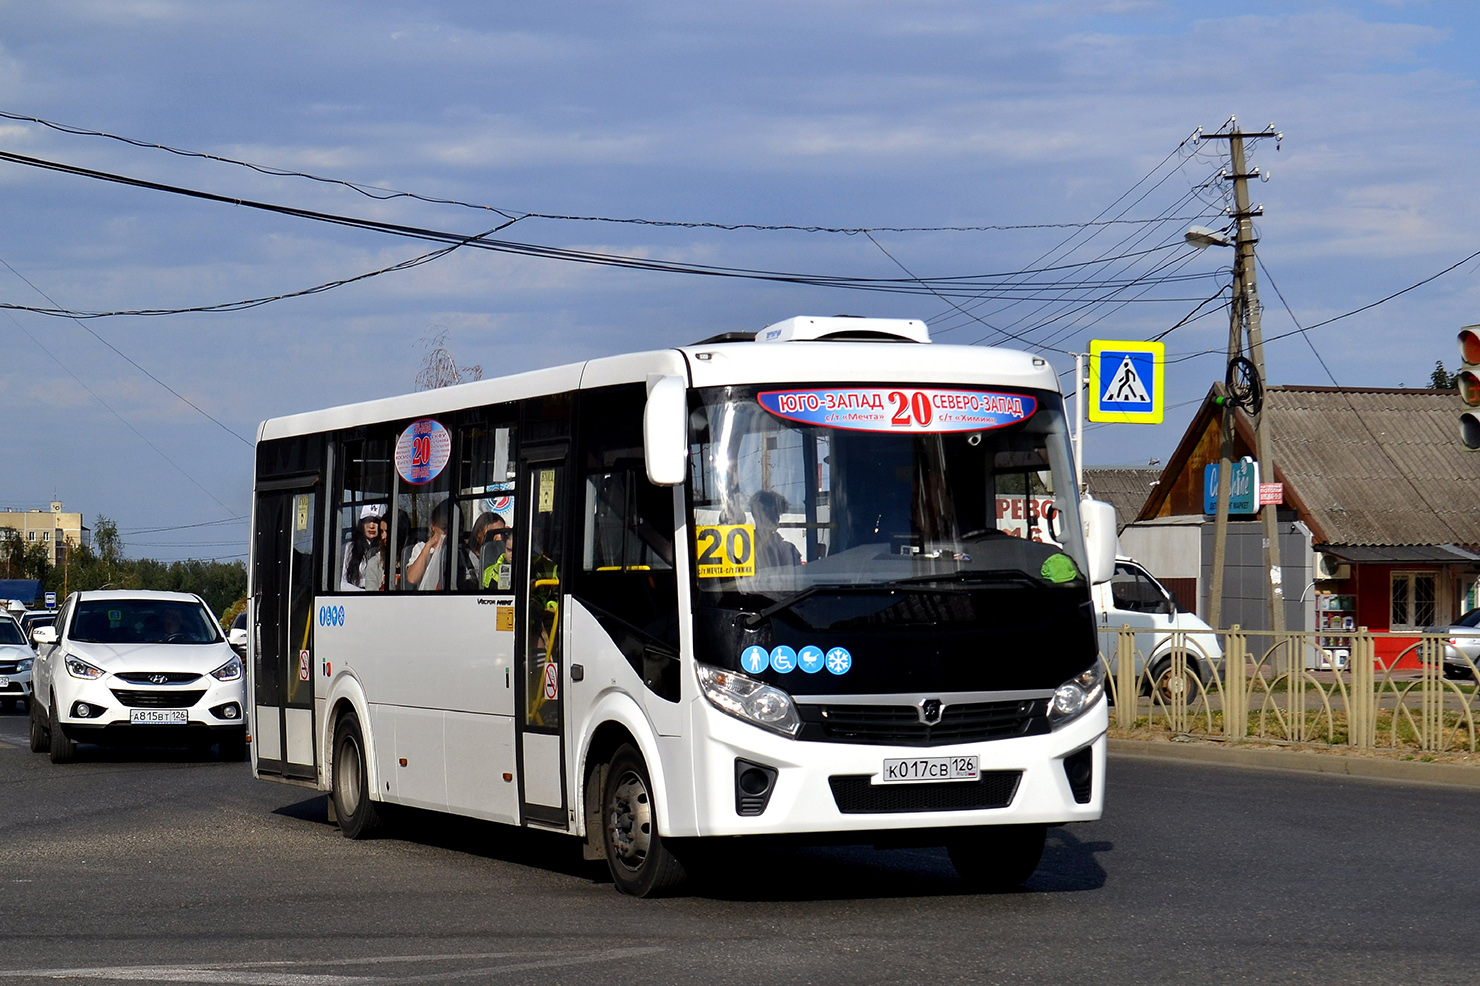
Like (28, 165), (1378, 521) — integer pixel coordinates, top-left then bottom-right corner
(1108, 738), (1480, 789)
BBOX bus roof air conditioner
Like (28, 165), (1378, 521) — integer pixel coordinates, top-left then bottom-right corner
(755, 316), (932, 344)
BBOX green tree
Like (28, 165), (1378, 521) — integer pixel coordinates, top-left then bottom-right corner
(1431, 360), (1458, 389)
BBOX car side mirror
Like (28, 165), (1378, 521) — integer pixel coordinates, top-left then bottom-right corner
(1079, 499), (1118, 585)
(644, 375), (688, 486)
(31, 625), (57, 645)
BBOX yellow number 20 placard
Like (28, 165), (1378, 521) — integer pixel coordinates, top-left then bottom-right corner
(694, 525), (755, 578)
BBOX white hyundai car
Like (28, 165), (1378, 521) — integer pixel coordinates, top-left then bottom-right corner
(0, 614), (34, 712)
(29, 590), (247, 763)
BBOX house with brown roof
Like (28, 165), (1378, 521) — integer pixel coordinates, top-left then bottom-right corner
(1119, 385), (1480, 667)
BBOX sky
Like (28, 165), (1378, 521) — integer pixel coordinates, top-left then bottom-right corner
(1, 1), (1478, 562)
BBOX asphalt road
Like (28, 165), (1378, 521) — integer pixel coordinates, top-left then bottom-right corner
(1, 707), (1476, 986)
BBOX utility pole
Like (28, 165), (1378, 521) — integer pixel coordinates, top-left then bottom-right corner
(1198, 119), (1285, 636)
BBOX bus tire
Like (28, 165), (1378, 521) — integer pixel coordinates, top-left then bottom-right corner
(947, 824), (1046, 891)
(29, 692), (50, 753)
(602, 744), (686, 897)
(48, 692), (77, 764)
(332, 714), (384, 839)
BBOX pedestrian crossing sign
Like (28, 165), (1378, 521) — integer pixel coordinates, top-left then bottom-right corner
(1088, 340), (1164, 423)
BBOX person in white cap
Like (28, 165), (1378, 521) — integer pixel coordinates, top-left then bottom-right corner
(342, 504), (387, 591)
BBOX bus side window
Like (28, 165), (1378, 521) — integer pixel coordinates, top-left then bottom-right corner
(452, 421), (517, 592)
(336, 434), (392, 592)
(573, 385), (681, 702)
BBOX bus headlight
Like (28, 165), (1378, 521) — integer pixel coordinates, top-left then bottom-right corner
(696, 664), (801, 738)
(1048, 663), (1105, 727)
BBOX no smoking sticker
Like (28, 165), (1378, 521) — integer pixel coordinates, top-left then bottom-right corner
(542, 661), (559, 701)
(298, 650), (311, 682)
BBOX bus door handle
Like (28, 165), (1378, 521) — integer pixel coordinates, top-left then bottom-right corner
(570, 664), (584, 682)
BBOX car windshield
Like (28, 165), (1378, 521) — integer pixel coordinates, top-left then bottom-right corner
(1455, 609), (1480, 629)
(687, 383), (1087, 600)
(0, 620), (24, 646)
(70, 599), (222, 645)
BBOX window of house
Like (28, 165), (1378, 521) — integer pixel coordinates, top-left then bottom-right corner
(27, 531), (35, 541)
(1390, 571), (1437, 630)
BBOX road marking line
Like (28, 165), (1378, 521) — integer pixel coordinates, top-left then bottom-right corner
(0, 948), (666, 984)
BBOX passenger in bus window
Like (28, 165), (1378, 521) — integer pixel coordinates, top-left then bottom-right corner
(461, 511), (502, 590)
(750, 490), (800, 569)
(342, 504), (387, 591)
(484, 525), (514, 591)
(404, 500), (450, 591)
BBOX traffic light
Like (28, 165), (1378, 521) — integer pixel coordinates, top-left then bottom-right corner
(1459, 325), (1480, 450)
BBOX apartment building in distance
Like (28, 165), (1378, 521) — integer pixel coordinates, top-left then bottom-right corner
(0, 501), (91, 568)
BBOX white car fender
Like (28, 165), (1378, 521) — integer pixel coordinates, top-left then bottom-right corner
(572, 688), (665, 840)
(320, 670), (377, 798)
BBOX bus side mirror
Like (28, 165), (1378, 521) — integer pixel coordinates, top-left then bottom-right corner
(644, 375), (688, 486)
(1080, 499), (1118, 585)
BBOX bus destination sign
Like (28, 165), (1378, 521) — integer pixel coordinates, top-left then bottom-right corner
(759, 388), (1035, 433)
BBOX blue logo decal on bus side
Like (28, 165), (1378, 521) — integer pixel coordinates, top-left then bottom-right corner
(741, 645), (770, 674)
(317, 605), (345, 628)
(769, 645), (797, 674)
(797, 645), (825, 673)
(825, 647), (852, 675)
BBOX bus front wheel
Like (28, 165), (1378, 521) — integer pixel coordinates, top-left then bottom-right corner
(601, 744), (686, 897)
(947, 824), (1047, 891)
(332, 714), (384, 839)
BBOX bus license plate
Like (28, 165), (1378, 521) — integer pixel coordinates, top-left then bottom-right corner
(130, 709), (188, 725)
(880, 755), (979, 784)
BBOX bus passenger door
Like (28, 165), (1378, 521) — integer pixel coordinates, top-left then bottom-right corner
(516, 450), (569, 826)
(251, 483), (320, 781)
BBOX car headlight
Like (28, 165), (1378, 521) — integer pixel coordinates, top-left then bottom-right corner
(1048, 663), (1105, 727)
(210, 656), (243, 682)
(696, 663), (801, 738)
(64, 654), (105, 680)
(17, 658), (33, 672)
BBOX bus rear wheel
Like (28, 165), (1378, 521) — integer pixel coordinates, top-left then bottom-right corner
(947, 824), (1047, 891)
(332, 714), (384, 839)
(602, 744), (686, 897)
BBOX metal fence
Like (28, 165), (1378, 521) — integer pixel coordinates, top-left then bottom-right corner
(1103, 626), (1480, 753)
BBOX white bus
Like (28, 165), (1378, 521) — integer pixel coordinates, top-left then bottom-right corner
(248, 315), (1116, 896)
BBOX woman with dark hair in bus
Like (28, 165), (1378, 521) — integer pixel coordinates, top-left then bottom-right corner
(342, 504), (387, 591)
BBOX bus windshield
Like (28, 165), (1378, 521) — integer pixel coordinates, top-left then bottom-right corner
(688, 384), (1086, 595)
(686, 383), (1094, 694)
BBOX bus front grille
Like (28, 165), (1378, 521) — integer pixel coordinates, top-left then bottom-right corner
(828, 771), (1021, 813)
(800, 699), (1050, 746)
(110, 689), (206, 708)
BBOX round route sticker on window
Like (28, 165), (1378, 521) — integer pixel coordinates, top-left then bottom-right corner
(395, 418), (452, 485)
(758, 388), (1035, 433)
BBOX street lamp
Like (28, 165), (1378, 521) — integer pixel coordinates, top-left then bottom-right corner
(1184, 225), (1234, 250)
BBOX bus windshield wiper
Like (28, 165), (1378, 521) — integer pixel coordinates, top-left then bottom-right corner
(742, 583), (874, 628)
(888, 569), (1040, 588)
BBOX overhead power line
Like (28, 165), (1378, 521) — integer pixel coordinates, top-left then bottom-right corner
(0, 148), (1222, 317)
(0, 255), (253, 445)
(0, 108), (1217, 235)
